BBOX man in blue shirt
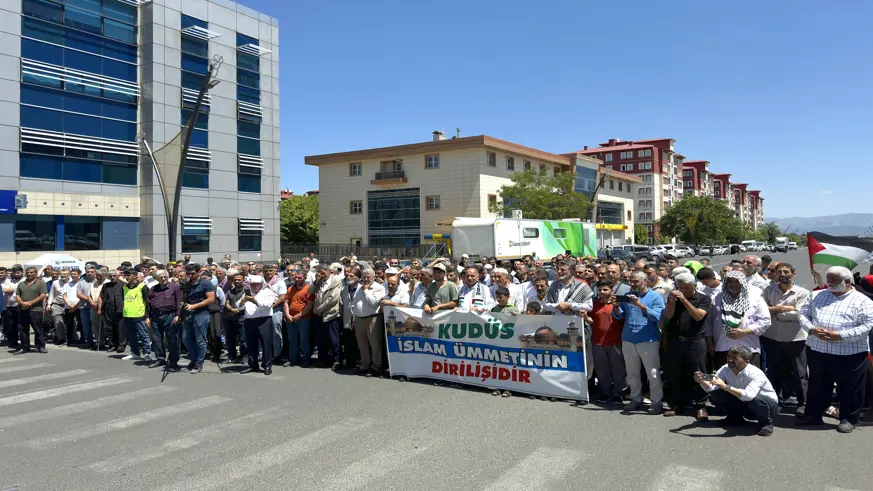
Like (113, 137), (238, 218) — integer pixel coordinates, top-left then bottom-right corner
(180, 264), (216, 373)
(613, 270), (665, 414)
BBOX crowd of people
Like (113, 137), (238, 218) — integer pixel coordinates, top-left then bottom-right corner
(1, 250), (872, 437)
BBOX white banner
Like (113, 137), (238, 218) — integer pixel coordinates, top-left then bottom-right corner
(385, 307), (589, 400)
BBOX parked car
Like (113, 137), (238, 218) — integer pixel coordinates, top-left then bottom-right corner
(714, 245), (729, 255)
(630, 245), (654, 261)
(788, 241), (798, 250)
(699, 245), (713, 256)
(675, 245), (695, 258)
(598, 248), (635, 262)
(650, 245), (666, 258)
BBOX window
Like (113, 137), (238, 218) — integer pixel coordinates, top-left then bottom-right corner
(620, 151), (633, 159)
(237, 52), (259, 73)
(539, 164), (546, 173)
(609, 180), (614, 190)
(554, 166), (560, 176)
(522, 228), (539, 239)
(237, 136), (260, 156)
(14, 215), (56, 251)
(425, 155), (439, 169)
(181, 53), (208, 74)
(238, 164), (261, 193)
(638, 149), (652, 157)
(487, 194), (497, 210)
(238, 218), (264, 252)
(20, 154), (136, 185)
(552, 227), (567, 239)
(181, 35), (208, 58)
(506, 157), (515, 171)
(425, 196), (440, 210)
(523, 160), (531, 171)
(350, 200), (362, 214)
(599, 153), (610, 162)
(237, 120), (260, 139)
(182, 159), (209, 189)
(487, 152), (496, 167)
(349, 162), (361, 176)
(618, 182), (623, 192)
(367, 188), (420, 246)
(237, 85), (260, 105)
(65, 216), (100, 250)
(237, 68), (260, 89)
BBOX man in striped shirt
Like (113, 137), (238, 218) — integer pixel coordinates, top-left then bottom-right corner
(797, 266), (873, 433)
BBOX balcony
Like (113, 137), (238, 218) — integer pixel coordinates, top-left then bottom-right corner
(371, 170), (407, 185)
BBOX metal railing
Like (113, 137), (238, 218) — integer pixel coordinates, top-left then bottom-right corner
(280, 242), (448, 263)
(373, 170), (406, 180)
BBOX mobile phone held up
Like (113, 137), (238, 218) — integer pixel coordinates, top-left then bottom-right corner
(700, 373), (714, 382)
(615, 294), (633, 303)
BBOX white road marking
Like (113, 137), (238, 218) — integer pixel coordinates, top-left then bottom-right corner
(0, 377), (129, 408)
(152, 417), (374, 491)
(482, 447), (585, 491)
(86, 407), (284, 473)
(650, 465), (725, 491)
(26, 395), (230, 449)
(0, 369), (90, 390)
(319, 435), (436, 491)
(0, 358), (25, 364)
(0, 385), (173, 429)
(0, 363), (53, 374)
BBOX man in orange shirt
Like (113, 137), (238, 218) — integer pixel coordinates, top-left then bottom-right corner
(283, 271), (314, 367)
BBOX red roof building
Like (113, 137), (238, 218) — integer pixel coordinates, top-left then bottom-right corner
(681, 160), (714, 197)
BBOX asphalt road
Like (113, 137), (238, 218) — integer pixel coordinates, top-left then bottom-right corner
(685, 247), (826, 290)
(1, 315), (872, 491)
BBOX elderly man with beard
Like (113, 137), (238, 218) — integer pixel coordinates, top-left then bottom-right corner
(313, 265), (343, 369)
(797, 266), (873, 433)
(458, 266), (494, 313)
(146, 270), (182, 370)
(223, 273), (248, 364)
(645, 265), (672, 301)
(706, 271), (771, 370)
(121, 269), (152, 362)
(243, 275), (278, 375)
(742, 255), (770, 293)
(489, 268), (525, 312)
(613, 270), (665, 414)
(526, 277), (550, 309)
(761, 263), (811, 415)
(352, 268), (387, 377)
(544, 261), (593, 315)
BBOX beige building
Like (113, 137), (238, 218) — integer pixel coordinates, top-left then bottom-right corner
(305, 134), (639, 249)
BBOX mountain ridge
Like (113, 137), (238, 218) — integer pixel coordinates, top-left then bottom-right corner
(764, 213), (873, 236)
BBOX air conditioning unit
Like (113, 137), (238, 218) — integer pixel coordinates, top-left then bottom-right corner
(511, 209), (523, 219)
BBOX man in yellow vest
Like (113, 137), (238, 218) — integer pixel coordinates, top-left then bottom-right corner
(122, 269), (153, 362)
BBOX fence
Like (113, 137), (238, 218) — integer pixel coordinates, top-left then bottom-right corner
(280, 243), (449, 264)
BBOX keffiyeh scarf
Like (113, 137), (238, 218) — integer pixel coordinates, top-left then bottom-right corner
(721, 270), (750, 333)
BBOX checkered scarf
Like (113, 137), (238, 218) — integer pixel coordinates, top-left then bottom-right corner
(721, 270), (750, 333)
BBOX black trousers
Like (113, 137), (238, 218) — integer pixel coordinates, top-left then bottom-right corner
(3, 307), (20, 347)
(102, 310), (126, 350)
(244, 316), (273, 371)
(62, 310), (80, 344)
(206, 310), (223, 360)
(224, 315), (246, 360)
(149, 312), (180, 366)
(340, 326), (359, 366)
(714, 351), (761, 370)
(806, 348), (868, 425)
(317, 316), (341, 364)
(711, 390), (777, 426)
(761, 337), (808, 405)
(665, 337), (708, 410)
(18, 309), (45, 349)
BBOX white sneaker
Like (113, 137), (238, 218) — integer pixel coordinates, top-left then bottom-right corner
(122, 354), (142, 361)
(142, 354), (153, 362)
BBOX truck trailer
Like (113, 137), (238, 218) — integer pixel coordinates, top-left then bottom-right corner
(450, 217), (597, 262)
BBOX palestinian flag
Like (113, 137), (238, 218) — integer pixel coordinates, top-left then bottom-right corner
(807, 232), (873, 270)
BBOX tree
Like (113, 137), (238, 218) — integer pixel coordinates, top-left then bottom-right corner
(759, 222), (782, 243)
(280, 194), (319, 244)
(657, 196), (743, 245)
(490, 169), (592, 220)
(634, 224), (649, 244)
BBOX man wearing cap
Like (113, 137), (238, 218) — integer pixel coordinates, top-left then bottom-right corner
(424, 264), (459, 314)
(352, 268), (386, 377)
(2, 266), (24, 349)
(243, 275), (277, 374)
(180, 264), (215, 373)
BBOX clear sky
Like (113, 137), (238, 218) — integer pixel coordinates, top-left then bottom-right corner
(237, 0), (872, 219)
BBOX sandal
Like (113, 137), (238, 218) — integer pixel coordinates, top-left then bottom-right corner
(492, 390), (500, 396)
(825, 406), (840, 419)
(663, 409), (677, 417)
(502, 390), (511, 397)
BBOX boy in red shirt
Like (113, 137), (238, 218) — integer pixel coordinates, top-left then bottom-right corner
(583, 280), (626, 403)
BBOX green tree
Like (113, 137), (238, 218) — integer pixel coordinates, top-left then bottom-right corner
(490, 169), (592, 220)
(657, 196), (743, 245)
(634, 224), (649, 244)
(759, 222), (782, 243)
(280, 194), (319, 244)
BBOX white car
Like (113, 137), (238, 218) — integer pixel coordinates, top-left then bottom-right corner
(650, 245), (667, 257)
(699, 245), (713, 256)
(714, 245), (728, 255)
(788, 241), (798, 250)
(675, 246), (694, 258)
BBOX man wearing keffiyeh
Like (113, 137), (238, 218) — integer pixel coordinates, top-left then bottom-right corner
(706, 270), (771, 369)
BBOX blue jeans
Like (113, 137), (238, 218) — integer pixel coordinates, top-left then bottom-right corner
(182, 311), (209, 366)
(79, 307), (93, 345)
(124, 318), (150, 356)
(286, 317), (312, 365)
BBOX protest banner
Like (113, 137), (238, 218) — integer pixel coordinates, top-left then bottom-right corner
(384, 307), (589, 401)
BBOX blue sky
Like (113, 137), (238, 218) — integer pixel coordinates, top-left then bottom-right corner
(238, 0), (872, 219)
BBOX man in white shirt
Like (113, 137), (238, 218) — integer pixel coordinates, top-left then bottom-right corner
(525, 277), (550, 308)
(352, 268), (386, 377)
(1, 266), (23, 348)
(489, 268), (525, 312)
(742, 255), (770, 293)
(696, 267), (722, 300)
(380, 275), (410, 308)
(409, 269), (431, 309)
(797, 266), (873, 433)
(458, 267), (494, 313)
(695, 345), (778, 436)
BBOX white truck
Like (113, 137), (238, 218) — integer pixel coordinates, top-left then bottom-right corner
(775, 237), (789, 253)
(450, 217), (597, 262)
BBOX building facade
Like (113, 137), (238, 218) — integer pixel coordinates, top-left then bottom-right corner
(682, 160), (713, 197)
(732, 183), (752, 225)
(571, 155), (639, 246)
(306, 134), (639, 249)
(712, 173), (733, 204)
(578, 138), (684, 244)
(749, 189), (764, 229)
(0, 0), (280, 266)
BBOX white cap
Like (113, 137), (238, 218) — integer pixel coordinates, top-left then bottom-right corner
(385, 267), (399, 275)
(432, 263), (447, 272)
(249, 275), (265, 284)
(461, 254), (469, 259)
(484, 264), (493, 270)
(310, 259), (319, 266)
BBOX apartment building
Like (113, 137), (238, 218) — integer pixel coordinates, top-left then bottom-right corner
(305, 134), (639, 248)
(577, 138), (684, 244)
(682, 160), (714, 197)
(749, 190), (764, 229)
(732, 183), (753, 225)
(570, 155), (640, 246)
(712, 173), (733, 204)
(0, 0), (281, 265)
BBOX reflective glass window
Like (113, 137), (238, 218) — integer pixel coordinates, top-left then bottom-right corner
(102, 90), (136, 104)
(182, 169), (209, 189)
(103, 164), (137, 185)
(181, 14), (208, 30)
(103, 58), (137, 82)
(64, 158), (102, 182)
(237, 120), (260, 139)
(181, 71), (204, 91)
(181, 36), (207, 57)
(237, 136), (260, 156)
(237, 85), (260, 105)
(64, 112), (101, 137)
(103, 0), (137, 25)
(63, 91), (102, 116)
(181, 109), (209, 130)
(15, 215), (56, 252)
(102, 99), (136, 121)
(181, 53), (208, 74)
(23, 0), (64, 23)
(21, 38), (63, 64)
(101, 119), (136, 141)
(64, 7), (102, 35)
(65, 28), (103, 56)
(237, 68), (259, 89)
(181, 234), (209, 253)
(20, 154), (63, 180)
(21, 106), (63, 131)
(65, 216), (101, 250)
(21, 84), (64, 109)
(190, 129), (208, 148)
(239, 231), (262, 252)
(238, 174), (261, 193)
(22, 17), (65, 45)
(65, 48), (102, 74)
(104, 19), (136, 44)
(237, 33), (258, 47)
(66, 0), (102, 15)
(237, 52), (259, 73)
(103, 38), (136, 63)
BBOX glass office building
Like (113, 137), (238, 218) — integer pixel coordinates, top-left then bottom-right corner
(0, 0), (280, 265)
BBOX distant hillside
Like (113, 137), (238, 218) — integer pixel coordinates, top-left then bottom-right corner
(765, 213), (873, 236)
